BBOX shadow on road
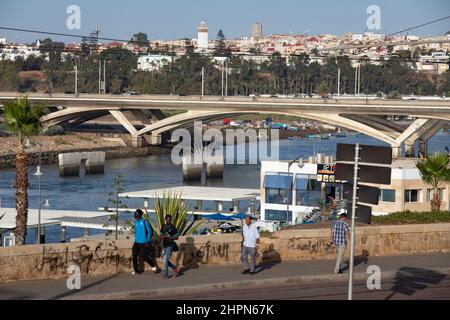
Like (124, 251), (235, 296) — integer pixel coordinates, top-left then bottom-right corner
(49, 273), (120, 300)
(342, 250), (370, 272)
(385, 267), (447, 300)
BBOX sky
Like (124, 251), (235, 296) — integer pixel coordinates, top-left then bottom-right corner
(0, 0), (449, 43)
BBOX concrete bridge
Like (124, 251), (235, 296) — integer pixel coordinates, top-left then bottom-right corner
(0, 93), (449, 158)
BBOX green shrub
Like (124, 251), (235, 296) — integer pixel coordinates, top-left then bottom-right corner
(372, 211), (450, 225)
(44, 125), (65, 136)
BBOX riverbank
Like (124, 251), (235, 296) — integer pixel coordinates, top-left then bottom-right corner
(0, 132), (172, 168)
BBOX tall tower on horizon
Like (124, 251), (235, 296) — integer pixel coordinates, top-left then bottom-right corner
(252, 22), (263, 39)
(197, 21), (209, 52)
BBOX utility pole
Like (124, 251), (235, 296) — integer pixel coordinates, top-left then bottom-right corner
(347, 143), (360, 300)
(354, 65), (358, 96)
(337, 68), (341, 96)
(103, 60), (106, 94)
(221, 63), (225, 97)
(98, 60), (101, 94)
(74, 65), (78, 95)
(201, 67), (205, 97)
(225, 60), (228, 96)
(357, 65), (361, 95)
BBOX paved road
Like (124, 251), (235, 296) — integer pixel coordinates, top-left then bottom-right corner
(1, 253), (449, 300)
(146, 277), (450, 300)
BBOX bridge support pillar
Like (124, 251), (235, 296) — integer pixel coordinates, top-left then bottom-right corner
(131, 136), (143, 147)
(148, 134), (162, 146)
(418, 140), (428, 158)
(405, 143), (416, 158)
(392, 146), (402, 159)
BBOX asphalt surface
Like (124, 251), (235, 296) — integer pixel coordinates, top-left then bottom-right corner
(1, 252), (449, 300)
(146, 277), (450, 300)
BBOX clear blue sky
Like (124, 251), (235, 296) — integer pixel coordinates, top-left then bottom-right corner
(1, 0), (449, 43)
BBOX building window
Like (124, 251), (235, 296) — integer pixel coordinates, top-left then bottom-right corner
(264, 173), (293, 205)
(426, 189), (444, 202)
(266, 188), (292, 204)
(405, 190), (419, 203)
(265, 210), (292, 222)
(295, 175), (322, 207)
(379, 189), (396, 202)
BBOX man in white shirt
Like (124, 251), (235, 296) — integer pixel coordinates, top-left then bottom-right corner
(241, 215), (260, 275)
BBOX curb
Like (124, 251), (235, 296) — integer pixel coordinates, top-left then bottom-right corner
(65, 267), (450, 300)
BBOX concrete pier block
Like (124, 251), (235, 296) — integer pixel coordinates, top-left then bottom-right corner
(182, 156), (203, 181)
(405, 144), (416, 158)
(205, 154), (224, 179)
(58, 151), (106, 177)
(151, 134), (162, 145)
(392, 146), (402, 159)
(85, 152), (106, 175)
(58, 153), (83, 177)
(131, 136), (143, 147)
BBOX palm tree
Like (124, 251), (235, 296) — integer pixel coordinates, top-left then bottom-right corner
(416, 152), (450, 212)
(4, 97), (43, 245)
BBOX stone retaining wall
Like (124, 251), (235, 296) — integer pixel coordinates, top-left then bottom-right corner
(0, 223), (449, 282)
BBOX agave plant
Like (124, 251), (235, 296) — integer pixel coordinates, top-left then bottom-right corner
(148, 191), (203, 236)
(416, 152), (450, 212)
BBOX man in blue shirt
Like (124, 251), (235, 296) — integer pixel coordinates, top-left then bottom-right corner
(132, 209), (159, 275)
(331, 213), (350, 274)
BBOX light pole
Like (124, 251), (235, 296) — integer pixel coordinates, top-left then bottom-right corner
(225, 60), (228, 97)
(74, 65), (78, 95)
(286, 155), (305, 226)
(34, 165), (43, 244)
(337, 68), (341, 97)
(201, 67), (205, 97)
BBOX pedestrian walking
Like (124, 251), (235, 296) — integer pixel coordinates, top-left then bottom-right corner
(160, 215), (181, 279)
(331, 213), (350, 274)
(131, 209), (160, 275)
(241, 215), (260, 275)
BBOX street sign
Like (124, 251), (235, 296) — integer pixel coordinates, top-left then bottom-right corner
(344, 184), (379, 205)
(335, 163), (391, 185)
(336, 143), (392, 164)
(335, 143), (392, 300)
(346, 203), (372, 224)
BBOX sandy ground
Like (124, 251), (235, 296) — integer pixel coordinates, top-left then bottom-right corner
(0, 132), (126, 156)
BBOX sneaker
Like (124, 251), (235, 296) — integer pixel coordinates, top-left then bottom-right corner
(173, 267), (181, 278)
(250, 271), (257, 275)
(151, 267), (157, 272)
(131, 271), (136, 275)
(241, 269), (250, 275)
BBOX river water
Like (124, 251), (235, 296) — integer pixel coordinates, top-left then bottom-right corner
(1, 132), (449, 243)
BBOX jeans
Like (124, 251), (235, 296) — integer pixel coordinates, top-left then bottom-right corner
(241, 245), (257, 273)
(334, 244), (346, 274)
(162, 245), (177, 276)
(132, 242), (157, 273)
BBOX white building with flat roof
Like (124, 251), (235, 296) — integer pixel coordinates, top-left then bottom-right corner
(137, 54), (174, 72)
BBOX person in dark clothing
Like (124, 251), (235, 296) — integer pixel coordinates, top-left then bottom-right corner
(132, 209), (160, 275)
(160, 215), (181, 279)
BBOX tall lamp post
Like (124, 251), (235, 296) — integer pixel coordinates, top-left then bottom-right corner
(34, 161), (49, 244)
(286, 155), (305, 226)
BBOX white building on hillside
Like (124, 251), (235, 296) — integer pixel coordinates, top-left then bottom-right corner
(137, 54), (174, 72)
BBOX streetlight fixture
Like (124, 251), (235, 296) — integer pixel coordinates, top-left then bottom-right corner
(286, 155), (305, 226)
(34, 165), (43, 244)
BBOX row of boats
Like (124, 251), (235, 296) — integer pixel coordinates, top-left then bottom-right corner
(288, 132), (361, 140)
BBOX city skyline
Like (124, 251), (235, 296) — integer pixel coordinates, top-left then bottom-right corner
(0, 0), (449, 43)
